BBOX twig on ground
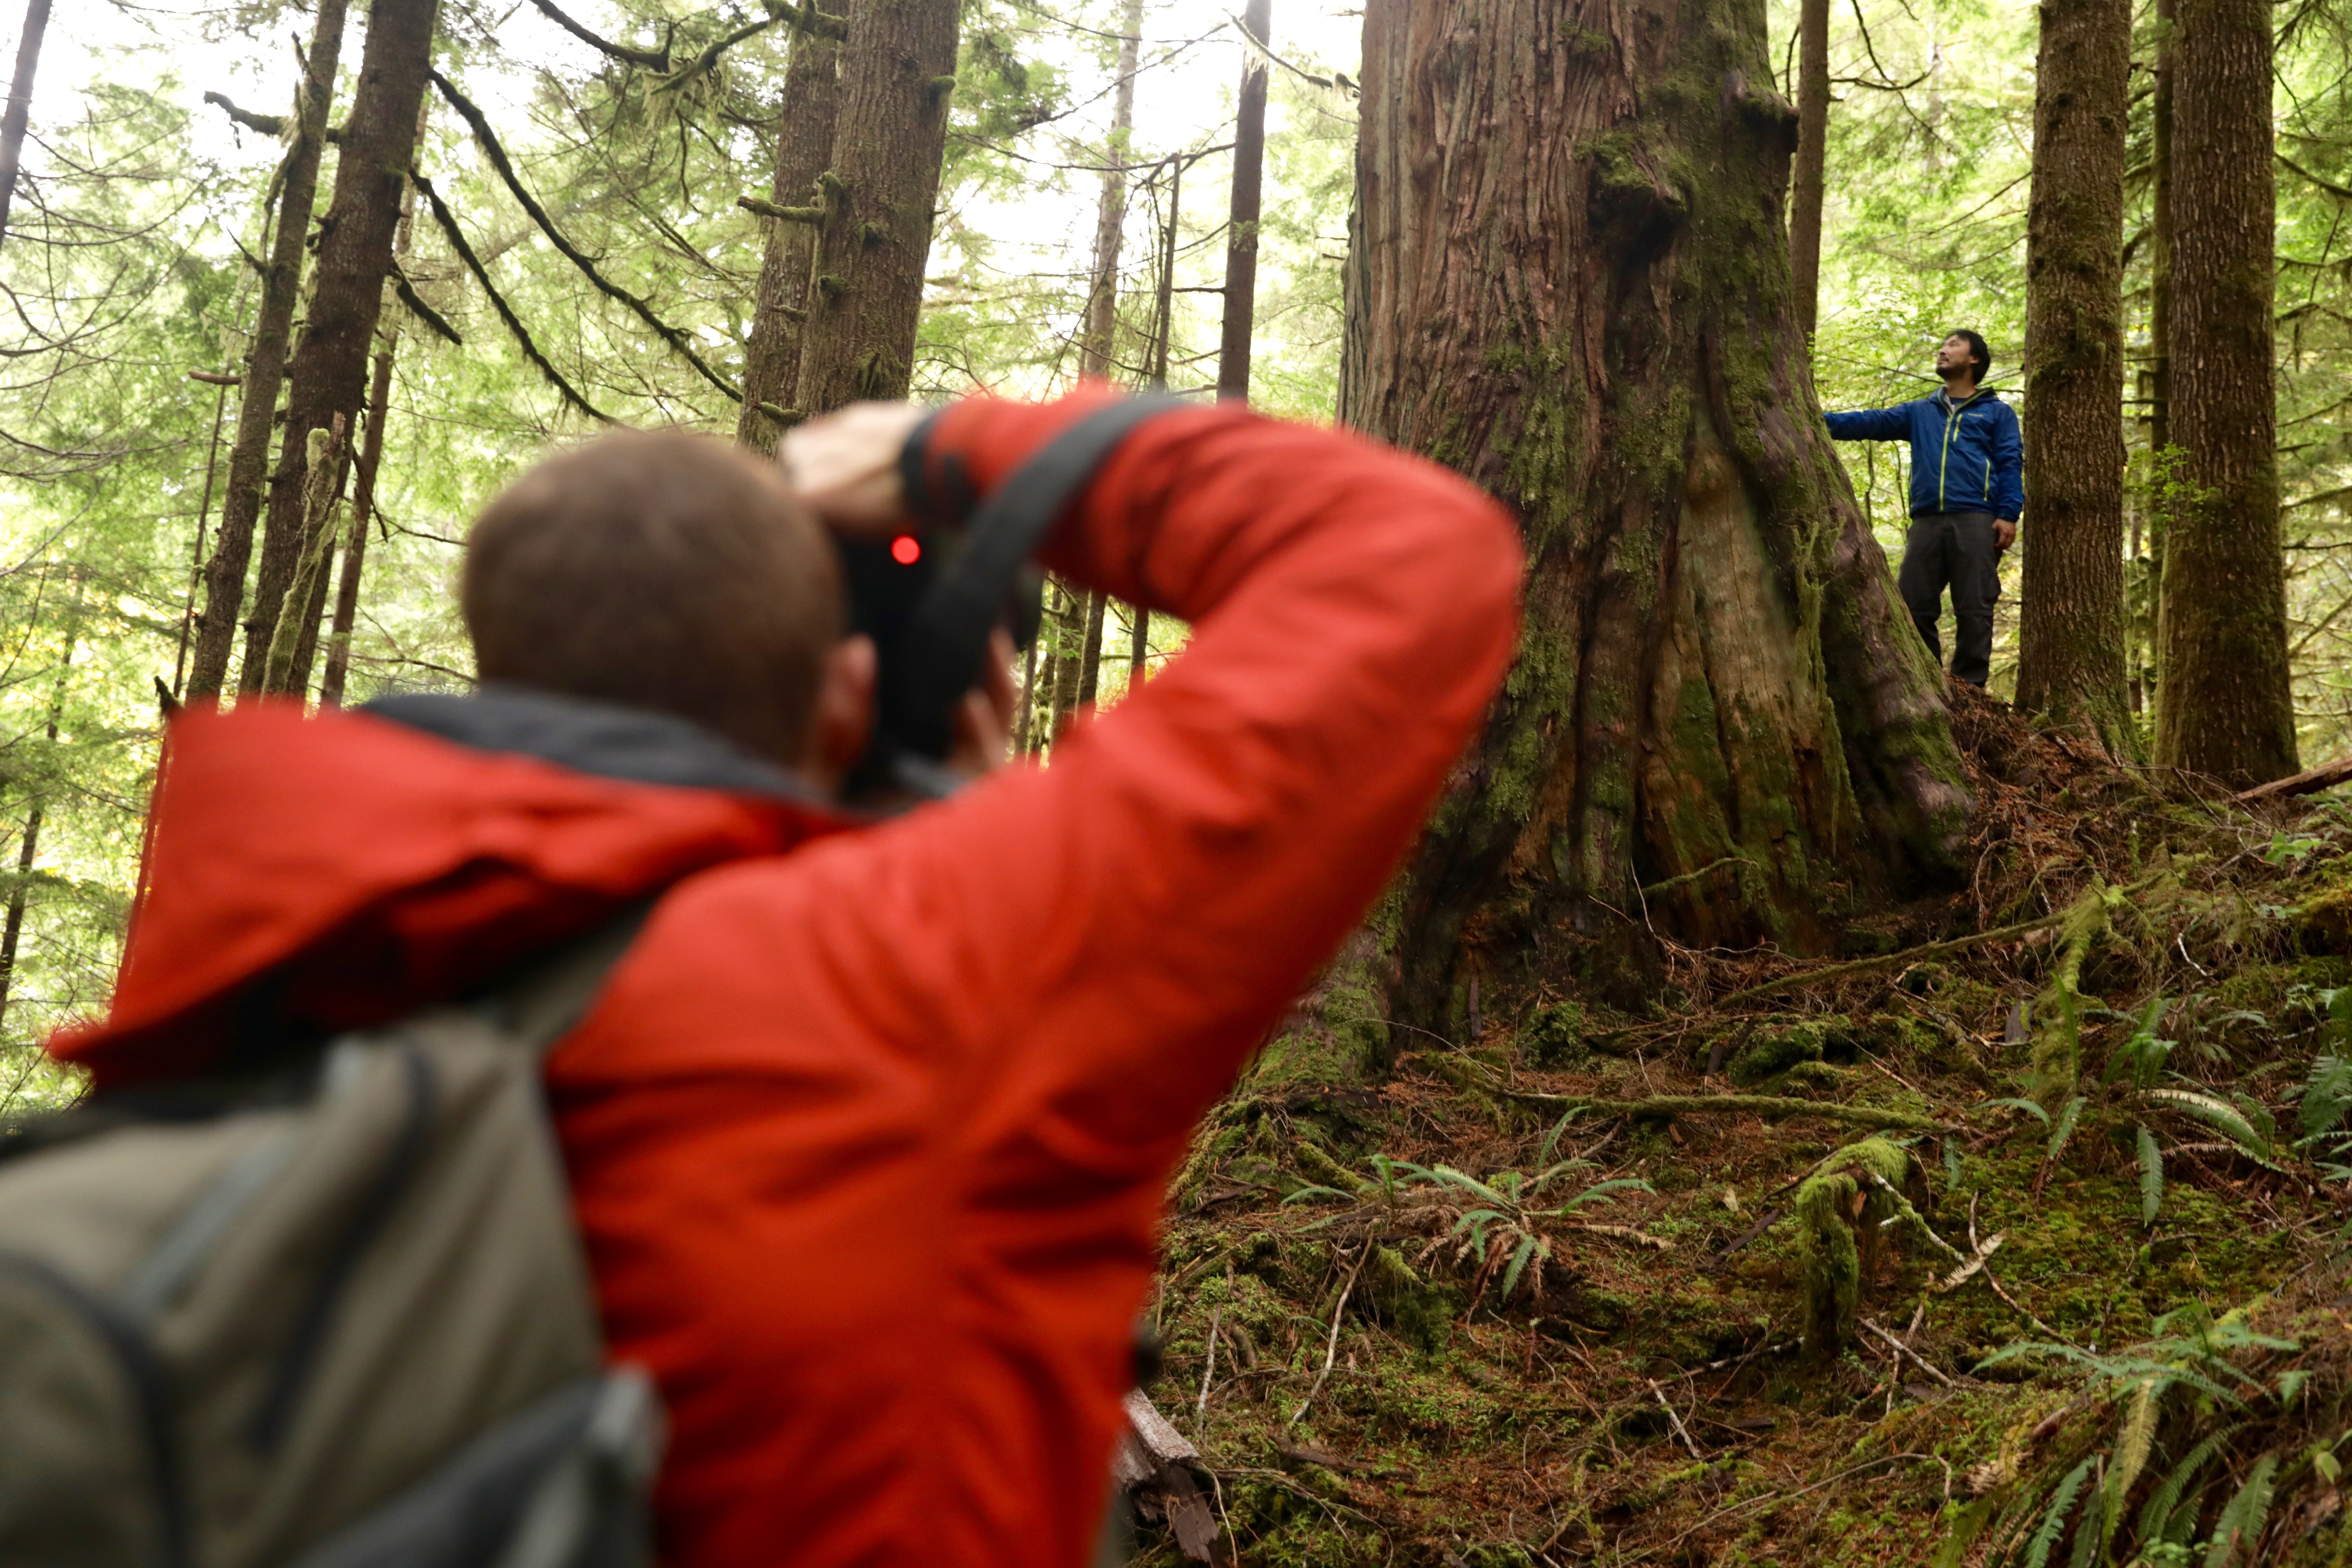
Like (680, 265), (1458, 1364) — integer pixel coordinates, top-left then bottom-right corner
(1288, 1246), (1370, 1428)
(1861, 1316), (1958, 1388)
(1196, 1306), (1221, 1429)
(1650, 1379), (1703, 1458)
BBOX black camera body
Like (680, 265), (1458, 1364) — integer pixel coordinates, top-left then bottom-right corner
(834, 396), (1181, 803)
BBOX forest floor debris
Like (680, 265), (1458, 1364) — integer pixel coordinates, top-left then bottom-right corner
(1130, 687), (2352, 1565)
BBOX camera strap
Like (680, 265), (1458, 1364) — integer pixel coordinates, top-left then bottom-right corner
(881, 395), (1191, 784)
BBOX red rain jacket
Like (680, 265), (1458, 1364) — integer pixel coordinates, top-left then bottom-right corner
(55, 392), (1522, 1567)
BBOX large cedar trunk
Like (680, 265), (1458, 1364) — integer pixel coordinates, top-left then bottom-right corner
(735, 18), (839, 453)
(1343, 0), (1971, 1026)
(2014, 0), (2130, 750)
(186, 0), (350, 700)
(791, 0), (962, 411)
(238, 0), (441, 695)
(2154, 0), (2294, 784)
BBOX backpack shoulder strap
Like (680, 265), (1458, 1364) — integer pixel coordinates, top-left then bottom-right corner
(473, 903), (657, 1055)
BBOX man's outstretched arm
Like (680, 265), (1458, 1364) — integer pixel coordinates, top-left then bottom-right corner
(1823, 402), (1914, 440)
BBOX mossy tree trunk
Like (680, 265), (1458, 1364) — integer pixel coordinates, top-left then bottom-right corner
(187, 0), (349, 699)
(791, 0), (962, 412)
(239, 0), (441, 695)
(735, 14), (839, 453)
(1341, 0), (1972, 1027)
(2154, 0), (2295, 786)
(2014, 0), (2131, 752)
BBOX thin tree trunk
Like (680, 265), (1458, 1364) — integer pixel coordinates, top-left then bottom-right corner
(1050, 590), (1092, 741)
(240, 0), (441, 695)
(1081, 0), (1145, 380)
(1075, 588), (1109, 706)
(186, 0), (352, 699)
(736, 18), (840, 452)
(1345, 0), (1970, 1026)
(1787, 0), (1828, 337)
(173, 371), (235, 698)
(2014, 0), (2130, 750)
(0, 620), (69, 1035)
(2155, 0), (2294, 784)
(318, 127), (422, 708)
(0, 0), (51, 248)
(2140, 0), (2174, 709)
(791, 0), (962, 413)
(1127, 602), (1149, 691)
(1029, 584), (1065, 754)
(318, 334), (397, 706)
(1148, 160), (1181, 389)
(1013, 628), (1041, 753)
(1216, 0), (1271, 400)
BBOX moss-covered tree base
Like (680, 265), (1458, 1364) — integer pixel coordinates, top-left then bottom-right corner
(1342, 0), (1972, 1029)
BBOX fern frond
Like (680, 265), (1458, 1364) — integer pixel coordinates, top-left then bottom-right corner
(2139, 1125), (2165, 1227)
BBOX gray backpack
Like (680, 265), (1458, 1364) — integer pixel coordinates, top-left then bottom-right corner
(0, 915), (661, 1568)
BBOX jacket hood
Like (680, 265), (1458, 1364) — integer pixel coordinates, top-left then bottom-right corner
(54, 688), (845, 1088)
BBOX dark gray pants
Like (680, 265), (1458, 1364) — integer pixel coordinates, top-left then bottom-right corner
(1898, 510), (2001, 687)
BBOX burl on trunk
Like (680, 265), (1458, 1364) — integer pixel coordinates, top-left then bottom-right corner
(1342, 0), (1970, 1028)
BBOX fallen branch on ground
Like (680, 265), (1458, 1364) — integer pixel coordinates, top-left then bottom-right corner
(1497, 1091), (1937, 1132)
(2233, 755), (2352, 804)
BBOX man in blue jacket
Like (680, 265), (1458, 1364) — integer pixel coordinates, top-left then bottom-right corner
(1824, 329), (2023, 688)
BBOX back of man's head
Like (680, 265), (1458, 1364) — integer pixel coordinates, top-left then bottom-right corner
(463, 428), (842, 765)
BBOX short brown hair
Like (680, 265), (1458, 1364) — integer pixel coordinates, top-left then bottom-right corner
(463, 428), (842, 763)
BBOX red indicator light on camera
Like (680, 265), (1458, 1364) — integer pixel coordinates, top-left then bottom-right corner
(890, 534), (922, 566)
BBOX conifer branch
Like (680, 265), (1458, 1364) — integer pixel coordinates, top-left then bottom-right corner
(525, 0), (671, 70)
(428, 70), (744, 403)
(390, 263), (463, 345)
(736, 195), (824, 223)
(408, 171), (614, 424)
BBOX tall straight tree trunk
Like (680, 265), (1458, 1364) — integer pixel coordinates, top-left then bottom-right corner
(1345, 0), (1970, 1023)
(2155, 0), (2294, 784)
(1126, 604), (1149, 687)
(0, 0), (49, 248)
(1216, 0), (1271, 400)
(2140, 0), (2175, 709)
(318, 331), (398, 706)
(240, 0), (441, 695)
(1787, 0), (1828, 337)
(1074, 588), (1109, 706)
(1081, 0), (1144, 380)
(0, 610), (70, 1035)
(187, 0), (351, 699)
(318, 117), (422, 707)
(2014, 0), (2130, 750)
(1050, 590), (1091, 741)
(791, 0), (962, 412)
(1030, 582), (1066, 754)
(736, 17), (840, 452)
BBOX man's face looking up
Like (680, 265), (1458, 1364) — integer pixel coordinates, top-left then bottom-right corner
(1935, 334), (1980, 388)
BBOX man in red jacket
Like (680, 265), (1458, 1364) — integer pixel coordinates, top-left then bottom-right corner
(56, 390), (1521, 1565)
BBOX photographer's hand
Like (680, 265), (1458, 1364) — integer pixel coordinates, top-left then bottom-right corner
(777, 401), (929, 536)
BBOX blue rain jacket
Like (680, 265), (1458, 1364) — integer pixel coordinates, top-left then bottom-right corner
(1824, 388), (2024, 521)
